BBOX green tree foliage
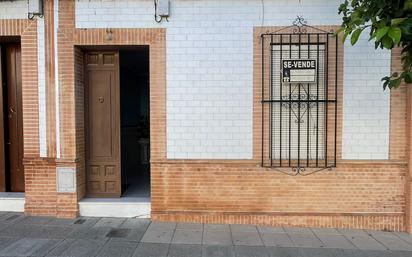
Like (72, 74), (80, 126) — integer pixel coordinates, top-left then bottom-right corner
(339, 0), (412, 89)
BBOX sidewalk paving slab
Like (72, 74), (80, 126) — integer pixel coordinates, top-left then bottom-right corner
(231, 225), (258, 233)
(298, 247), (339, 257)
(266, 246), (300, 257)
(284, 227), (314, 235)
(46, 238), (107, 257)
(171, 229), (202, 245)
(0, 236), (20, 250)
(132, 243), (169, 257)
(371, 234), (412, 251)
(147, 222), (176, 231)
(394, 232), (412, 245)
(66, 226), (111, 240)
(96, 240), (137, 257)
(168, 244), (201, 257)
(316, 234), (356, 249)
(234, 245), (269, 257)
(260, 232), (294, 247)
(203, 230), (232, 245)
(109, 228), (146, 242)
(0, 214), (411, 256)
(0, 238), (60, 257)
(18, 216), (55, 226)
(338, 229), (369, 236)
(287, 233), (324, 248)
(310, 228), (341, 235)
(232, 231), (264, 246)
(140, 228), (174, 244)
(202, 245), (235, 257)
(121, 218), (150, 230)
(93, 218), (126, 228)
(344, 235), (388, 251)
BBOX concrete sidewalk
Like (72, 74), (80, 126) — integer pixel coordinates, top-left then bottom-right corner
(0, 212), (411, 257)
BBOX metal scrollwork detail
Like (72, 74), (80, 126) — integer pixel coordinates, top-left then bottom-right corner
(273, 166), (333, 176)
(292, 16), (308, 34)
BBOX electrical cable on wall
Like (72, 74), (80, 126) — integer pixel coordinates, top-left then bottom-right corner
(154, 0), (162, 23)
(261, 0), (265, 27)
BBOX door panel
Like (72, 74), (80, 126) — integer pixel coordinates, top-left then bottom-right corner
(85, 52), (120, 197)
(6, 45), (23, 192)
(0, 46), (5, 192)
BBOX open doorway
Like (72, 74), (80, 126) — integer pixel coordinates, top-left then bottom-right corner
(0, 40), (24, 193)
(84, 47), (150, 199)
(120, 49), (150, 198)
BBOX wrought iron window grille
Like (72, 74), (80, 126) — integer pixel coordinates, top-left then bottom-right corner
(260, 17), (339, 176)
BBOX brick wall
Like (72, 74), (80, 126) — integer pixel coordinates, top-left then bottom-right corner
(151, 161), (406, 231)
(0, 19), (40, 156)
(24, 158), (57, 216)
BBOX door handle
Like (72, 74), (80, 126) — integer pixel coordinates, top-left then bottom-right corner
(8, 107), (15, 118)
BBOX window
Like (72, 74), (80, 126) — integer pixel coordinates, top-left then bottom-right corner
(260, 20), (339, 174)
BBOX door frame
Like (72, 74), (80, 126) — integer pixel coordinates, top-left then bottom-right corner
(0, 41), (24, 193)
(0, 45), (5, 192)
(6, 44), (24, 192)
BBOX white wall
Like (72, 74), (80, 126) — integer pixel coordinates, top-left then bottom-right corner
(342, 31), (390, 159)
(0, 0), (27, 19)
(37, 18), (47, 157)
(75, 0), (391, 160)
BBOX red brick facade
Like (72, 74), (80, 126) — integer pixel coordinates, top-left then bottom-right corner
(0, 0), (411, 232)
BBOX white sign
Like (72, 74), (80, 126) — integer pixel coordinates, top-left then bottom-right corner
(282, 59), (317, 83)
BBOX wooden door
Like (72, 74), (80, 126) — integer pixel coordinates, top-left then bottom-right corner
(0, 46), (5, 192)
(6, 45), (23, 192)
(85, 52), (121, 197)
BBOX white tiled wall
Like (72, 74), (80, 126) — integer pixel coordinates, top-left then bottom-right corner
(342, 31), (390, 159)
(0, 0), (27, 19)
(75, 0), (391, 160)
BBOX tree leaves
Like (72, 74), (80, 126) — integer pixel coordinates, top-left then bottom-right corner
(405, 0), (412, 11)
(391, 18), (407, 26)
(388, 27), (402, 45)
(374, 25), (390, 41)
(351, 28), (364, 45)
(339, 0), (412, 89)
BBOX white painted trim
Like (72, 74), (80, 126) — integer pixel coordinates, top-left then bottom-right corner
(79, 198), (151, 218)
(54, 0), (60, 158)
(0, 193), (25, 212)
(37, 18), (47, 157)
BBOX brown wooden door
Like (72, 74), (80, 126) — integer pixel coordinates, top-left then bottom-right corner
(6, 45), (24, 192)
(0, 46), (5, 192)
(85, 51), (121, 197)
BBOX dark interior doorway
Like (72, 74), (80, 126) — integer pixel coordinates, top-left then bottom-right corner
(119, 48), (150, 198)
(0, 41), (24, 193)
